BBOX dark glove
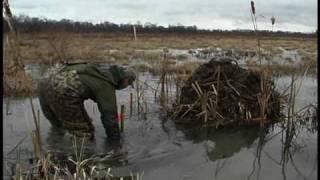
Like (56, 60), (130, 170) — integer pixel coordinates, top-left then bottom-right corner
(101, 114), (120, 140)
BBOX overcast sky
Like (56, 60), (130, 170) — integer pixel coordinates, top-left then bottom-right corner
(10, 0), (318, 32)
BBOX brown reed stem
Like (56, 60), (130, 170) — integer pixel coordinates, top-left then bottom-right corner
(29, 97), (42, 159)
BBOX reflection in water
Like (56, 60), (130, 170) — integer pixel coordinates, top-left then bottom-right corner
(176, 114), (317, 180)
(280, 112), (318, 180)
(175, 123), (271, 179)
(204, 126), (261, 161)
(204, 126), (264, 179)
(176, 123), (262, 160)
(209, 127), (270, 180)
(248, 111), (317, 180)
(247, 128), (269, 180)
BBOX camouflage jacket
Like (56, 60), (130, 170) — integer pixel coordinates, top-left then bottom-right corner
(61, 63), (127, 122)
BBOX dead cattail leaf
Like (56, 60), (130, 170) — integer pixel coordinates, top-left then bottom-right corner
(271, 16), (276, 25)
(3, 0), (13, 17)
(251, 1), (255, 15)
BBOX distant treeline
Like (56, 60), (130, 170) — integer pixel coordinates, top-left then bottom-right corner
(3, 15), (317, 38)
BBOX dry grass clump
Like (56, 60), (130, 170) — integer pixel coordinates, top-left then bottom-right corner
(175, 54), (189, 61)
(108, 50), (131, 61)
(175, 61), (202, 74)
(11, 138), (121, 180)
(131, 60), (201, 75)
(3, 2), (35, 97)
(132, 63), (153, 72)
(246, 58), (317, 75)
(4, 56), (35, 97)
(133, 50), (163, 62)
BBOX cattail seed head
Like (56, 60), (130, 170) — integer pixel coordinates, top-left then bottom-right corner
(271, 16), (276, 25)
(251, 1), (255, 15)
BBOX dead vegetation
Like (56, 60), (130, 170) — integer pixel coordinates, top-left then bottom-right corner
(172, 58), (281, 127)
(3, 0), (35, 97)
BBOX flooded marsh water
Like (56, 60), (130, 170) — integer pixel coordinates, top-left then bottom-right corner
(3, 58), (318, 179)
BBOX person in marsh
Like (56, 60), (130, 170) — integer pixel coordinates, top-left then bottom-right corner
(38, 62), (136, 140)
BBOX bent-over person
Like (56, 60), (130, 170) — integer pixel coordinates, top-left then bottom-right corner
(38, 62), (136, 140)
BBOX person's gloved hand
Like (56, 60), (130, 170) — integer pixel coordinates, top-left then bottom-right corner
(102, 114), (121, 140)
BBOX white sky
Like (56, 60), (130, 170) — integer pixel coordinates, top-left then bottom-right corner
(10, 0), (318, 33)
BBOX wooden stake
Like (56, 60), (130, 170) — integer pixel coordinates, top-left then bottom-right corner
(120, 105), (126, 132)
(130, 93), (133, 118)
(133, 25), (137, 41)
(136, 73), (140, 115)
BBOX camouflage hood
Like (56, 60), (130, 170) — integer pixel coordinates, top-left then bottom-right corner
(108, 65), (136, 89)
(62, 63), (116, 86)
(62, 62), (135, 89)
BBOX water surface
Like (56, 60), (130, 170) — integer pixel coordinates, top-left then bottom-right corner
(3, 60), (318, 179)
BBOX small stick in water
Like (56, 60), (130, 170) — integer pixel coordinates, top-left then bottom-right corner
(130, 93), (133, 118)
(120, 105), (126, 132)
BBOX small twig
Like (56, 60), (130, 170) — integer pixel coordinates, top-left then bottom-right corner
(6, 134), (28, 155)
(222, 71), (240, 96)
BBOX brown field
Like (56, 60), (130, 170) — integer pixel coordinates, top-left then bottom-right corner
(4, 32), (317, 64)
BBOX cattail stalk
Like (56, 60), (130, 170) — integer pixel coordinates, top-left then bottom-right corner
(250, 1), (255, 15)
(271, 16), (276, 31)
(250, 1), (261, 64)
(3, 0), (16, 34)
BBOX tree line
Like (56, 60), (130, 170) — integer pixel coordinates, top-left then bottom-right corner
(3, 15), (316, 38)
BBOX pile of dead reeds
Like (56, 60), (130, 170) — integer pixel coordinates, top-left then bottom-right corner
(172, 58), (281, 127)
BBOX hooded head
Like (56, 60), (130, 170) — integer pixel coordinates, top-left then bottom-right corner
(109, 65), (136, 89)
(123, 69), (136, 88)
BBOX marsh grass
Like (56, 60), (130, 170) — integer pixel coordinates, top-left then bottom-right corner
(158, 48), (176, 110)
(131, 60), (201, 76)
(279, 75), (317, 179)
(250, 1), (279, 127)
(3, 2), (35, 97)
(131, 72), (150, 120)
